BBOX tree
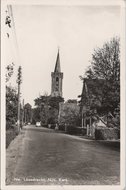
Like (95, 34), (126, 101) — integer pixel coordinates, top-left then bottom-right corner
(34, 95), (50, 125)
(85, 37), (120, 81)
(32, 107), (41, 124)
(48, 96), (64, 110)
(6, 63), (15, 82)
(34, 95), (64, 125)
(81, 37), (120, 115)
(34, 95), (49, 107)
(48, 107), (59, 124)
(6, 62), (18, 130)
(5, 12), (11, 28)
(67, 99), (77, 104)
(58, 103), (80, 126)
(24, 103), (32, 124)
(6, 86), (18, 129)
(47, 96), (64, 124)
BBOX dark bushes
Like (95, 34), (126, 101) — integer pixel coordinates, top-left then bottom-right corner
(50, 124), (56, 129)
(66, 126), (82, 135)
(56, 124), (83, 135)
(59, 125), (65, 131)
(6, 86), (18, 130)
(6, 126), (18, 148)
(42, 124), (48, 128)
(95, 127), (120, 140)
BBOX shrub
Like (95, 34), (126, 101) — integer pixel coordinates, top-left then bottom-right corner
(50, 124), (56, 129)
(42, 124), (48, 128)
(59, 125), (65, 131)
(6, 126), (18, 148)
(82, 128), (87, 135)
(66, 125), (82, 135)
(6, 86), (18, 130)
(95, 127), (120, 140)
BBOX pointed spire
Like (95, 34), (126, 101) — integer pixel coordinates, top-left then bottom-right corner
(54, 48), (61, 72)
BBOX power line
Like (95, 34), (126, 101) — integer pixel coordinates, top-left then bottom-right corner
(7, 5), (21, 66)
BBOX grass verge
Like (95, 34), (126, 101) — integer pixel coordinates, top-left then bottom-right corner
(6, 128), (18, 148)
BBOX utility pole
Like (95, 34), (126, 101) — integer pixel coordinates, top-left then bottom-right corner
(17, 66), (22, 133)
(24, 108), (26, 124)
(82, 112), (84, 128)
(22, 99), (24, 127)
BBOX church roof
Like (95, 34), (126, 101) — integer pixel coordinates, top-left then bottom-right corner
(54, 50), (61, 72)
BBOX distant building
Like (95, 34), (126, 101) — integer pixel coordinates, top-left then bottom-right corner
(51, 49), (63, 97)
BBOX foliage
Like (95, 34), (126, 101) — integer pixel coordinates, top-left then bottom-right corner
(17, 66), (22, 84)
(102, 80), (120, 114)
(32, 107), (41, 124)
(80, 37), (120, 115)
(34, 95), (49, 107)
(67, 99), (77, 103)
(24, 103), (32, 123)
(34, 95), (49, 124)
(6, 86), (18, 129)
(40, 104), (49, 125)
(6, 129), (17, 148)
(33, 95), (64, 125)
(6, 63), (14, 82)
(48, 96), (64, 110)
(95, 127), (120, 140)
(66, 126), (82, 135)
(48, 107), (59, 124)
(58, 103), (80, 126)
(6, 62), (18, 131)
(85, 37), (120, 81)
(5, 15), (11, 28)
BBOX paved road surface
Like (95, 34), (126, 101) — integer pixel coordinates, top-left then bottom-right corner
(6, 125), (120, 185)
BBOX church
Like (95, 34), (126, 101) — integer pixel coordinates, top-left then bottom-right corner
(51, 49), (63, 97)
(50, 50), (80, 127)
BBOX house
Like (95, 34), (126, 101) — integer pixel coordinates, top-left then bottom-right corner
(79, 78), (107, 137)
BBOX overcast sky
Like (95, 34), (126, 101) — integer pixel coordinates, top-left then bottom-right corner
(7, 5), (120, 107)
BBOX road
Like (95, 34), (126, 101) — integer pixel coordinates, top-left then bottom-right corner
(6, 125), (120, 185)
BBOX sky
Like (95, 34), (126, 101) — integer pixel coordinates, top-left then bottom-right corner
(6, 5), (121, 107)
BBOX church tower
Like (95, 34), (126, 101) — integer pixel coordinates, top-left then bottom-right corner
(51, 50), (63, 97)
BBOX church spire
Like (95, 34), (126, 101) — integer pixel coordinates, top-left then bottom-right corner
(51, 48), (63, 97)
(54, 49), (61, 72)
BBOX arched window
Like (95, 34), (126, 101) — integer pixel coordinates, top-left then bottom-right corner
(56, 77), (59, 82)
(55, 77), (59, 91)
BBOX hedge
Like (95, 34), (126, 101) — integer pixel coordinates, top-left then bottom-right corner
(65, 126), (82, 135)
(59, 125), (65, 131)
(6, 127), (18, 148)
(95, 127), (120, 140)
